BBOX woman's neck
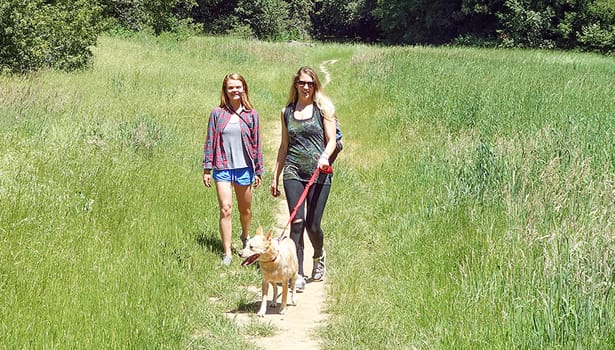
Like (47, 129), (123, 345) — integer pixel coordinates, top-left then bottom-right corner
(228, 101), (242, 112)
(295, 97), (313, 110)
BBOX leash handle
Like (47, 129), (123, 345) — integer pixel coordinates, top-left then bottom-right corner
(320, 164), (333, 174)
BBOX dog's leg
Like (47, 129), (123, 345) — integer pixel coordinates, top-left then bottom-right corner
(271, 283), (279, 309)
(257, 280), (269, 317)
(289, 276), (296, 306)
(279, 283), (289, 315)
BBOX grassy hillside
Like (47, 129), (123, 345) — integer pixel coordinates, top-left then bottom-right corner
(1, 34), (613, 349)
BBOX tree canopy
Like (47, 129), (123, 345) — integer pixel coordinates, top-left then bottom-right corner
(1, 0), (613, 73)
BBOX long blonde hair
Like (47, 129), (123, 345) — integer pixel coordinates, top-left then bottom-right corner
(219, 73), (254, 110)
(286, 66), (335, 120)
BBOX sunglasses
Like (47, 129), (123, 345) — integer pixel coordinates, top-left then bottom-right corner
(296, 80), (315, 87)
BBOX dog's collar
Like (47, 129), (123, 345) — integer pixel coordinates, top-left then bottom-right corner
(265, 251), (279, 263)
(265, 236), (288, 263)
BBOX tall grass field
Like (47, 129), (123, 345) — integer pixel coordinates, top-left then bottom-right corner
(1, 34), (613, 349)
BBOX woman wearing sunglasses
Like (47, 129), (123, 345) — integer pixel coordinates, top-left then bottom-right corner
(270, 66), (338, 292)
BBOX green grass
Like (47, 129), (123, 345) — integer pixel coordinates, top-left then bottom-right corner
(326, 46), (614, 349)
(1, 34), (613, 349)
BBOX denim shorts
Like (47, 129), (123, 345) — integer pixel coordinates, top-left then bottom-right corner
(213, 167), (254, 186)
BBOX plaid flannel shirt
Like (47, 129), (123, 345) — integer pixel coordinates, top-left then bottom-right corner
(202, 106), (264, 175)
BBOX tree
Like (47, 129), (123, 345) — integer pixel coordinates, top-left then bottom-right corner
(191, 0), (239, 34)
(0, 0), (101, 73)
(235, 0), (289, 39)
(312, 0), (380, 41)
(496, 0), (557, 48)
(375, 0), (464, 44)
(578, 0), (615, 53)
(458, 0), (505, 40)
(495, 0), (614, 51)
(99, 0), (196, 34)
(287, 0), (314, 39)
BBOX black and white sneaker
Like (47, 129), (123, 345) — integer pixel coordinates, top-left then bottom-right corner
(311, 250), (326, 281)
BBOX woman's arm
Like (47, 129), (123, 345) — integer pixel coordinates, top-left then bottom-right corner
(318, 112), (337, 169)
(202, 110), (216, 187)
(270, 109), (288, 197)
(251, 110), (264, 176)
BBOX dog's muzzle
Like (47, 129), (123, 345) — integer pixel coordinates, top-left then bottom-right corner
(241, 254), (260, 266)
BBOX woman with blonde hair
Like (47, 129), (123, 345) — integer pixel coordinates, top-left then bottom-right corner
(203, 73), (263, 266)
(270, 66), (338, 291)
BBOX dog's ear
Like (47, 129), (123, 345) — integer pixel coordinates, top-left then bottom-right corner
(265, 229), (273, 241)
(255, 226), (263, 236)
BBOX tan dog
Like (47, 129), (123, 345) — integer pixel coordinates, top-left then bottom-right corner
(239, 227), (298, 317)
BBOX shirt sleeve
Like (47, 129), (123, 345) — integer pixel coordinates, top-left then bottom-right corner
(202, 109), (216, 170)
(252, 111), (264, 175)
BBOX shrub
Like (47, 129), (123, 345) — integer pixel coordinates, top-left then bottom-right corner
(578, 1), (615, 53)
(578, 23), (615, 53)
(235, 0), (289, 40)
(0, 0), (101, 73)
(496, 0), (555, 48)
(99, 0), (196, 35)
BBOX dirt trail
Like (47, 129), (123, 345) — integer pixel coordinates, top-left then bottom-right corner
(319, 60), (338, 85)
(226, 201), (328, 349)
(224, 60), (338, 350)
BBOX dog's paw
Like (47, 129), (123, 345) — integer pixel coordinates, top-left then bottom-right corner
(256, 311), (265, 317)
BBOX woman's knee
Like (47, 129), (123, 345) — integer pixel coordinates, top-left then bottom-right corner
(290, 219), (303, 237)
(305, 220), (323, 236)
(219, 203), (233, 218)
(290, 219), (303, 231)
(238, 206), (251, 217)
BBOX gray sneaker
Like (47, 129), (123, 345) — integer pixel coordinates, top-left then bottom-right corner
(295, 274), (306, 293)
(311, 250), (326, 281)
(221, 255), (232, 266)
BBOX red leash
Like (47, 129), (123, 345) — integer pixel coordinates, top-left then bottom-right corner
(279, 165), (333, 238)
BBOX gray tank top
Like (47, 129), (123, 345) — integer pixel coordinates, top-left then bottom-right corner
(222, 119), (250, 169)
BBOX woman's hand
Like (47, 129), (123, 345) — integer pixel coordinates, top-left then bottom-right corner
(318, 151), (330, 170)
(270, 181), (280, 197)
(203, 171), (212, 188)
(253, 175), (262, 189)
